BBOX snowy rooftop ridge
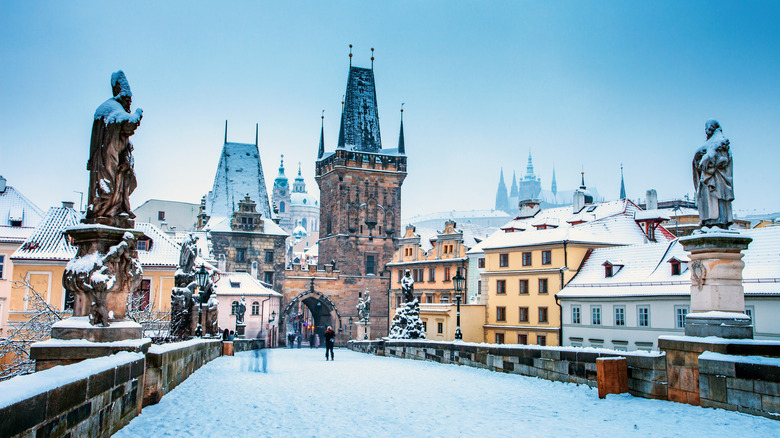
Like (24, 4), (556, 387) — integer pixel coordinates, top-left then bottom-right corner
(214, 271), (281, 297)
(205, 141), (273, 220)
(0, 183), (44, 242)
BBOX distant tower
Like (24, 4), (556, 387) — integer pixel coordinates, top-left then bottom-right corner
(272, 155), (291, 229)
(509, 171), (518, 199)
(293, 162), (306, 193)
(517, 151), (542, 202)
(495, 168), (509, 213)
(397, 104), (405, 155)
(619, 164), (627, 200)
(551, 166), (558, 198)
(316, 56), (407, 276)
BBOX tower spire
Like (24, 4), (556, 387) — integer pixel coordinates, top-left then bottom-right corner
(349, 44), (353, 67)
(318, 111), (325, 159)
(398, 103), (405, 155)
(551, 166), (558, 197)
(580, 167), (586, 189)
(224, 120), (228, 144)
(255, 123), (258, 147)
(619, 163), (626, 199)
(371, 47), (375, 69)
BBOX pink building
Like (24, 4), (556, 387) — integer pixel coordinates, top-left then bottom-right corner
(215, 272), (282, 346)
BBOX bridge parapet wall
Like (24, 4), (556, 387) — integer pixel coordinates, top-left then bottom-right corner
(0, 352), (145, 438)
(348, 340), (667, 400)
(143, 339), (222, 406)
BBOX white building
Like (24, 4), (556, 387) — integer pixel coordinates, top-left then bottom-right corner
(133, 199), (199, 233)
(214, 272), (282, 346)
(557, 227), (780, 351)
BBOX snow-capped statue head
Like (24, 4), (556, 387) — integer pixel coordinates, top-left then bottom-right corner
(111, 70), (133, 110)
(705, 119), (721, 140)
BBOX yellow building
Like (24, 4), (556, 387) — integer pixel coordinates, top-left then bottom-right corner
(480, 199), (673, 346)
(7, 204), (180, 333)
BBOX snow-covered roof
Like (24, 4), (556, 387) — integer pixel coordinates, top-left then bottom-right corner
(289, 192), (318, 207)
(11, 206), (179, 268)
(634, 210), (671, 221)
(558, 226), (780, 298)
(214, 272), (281, 297)
(205, 141), (273, 219)
(403, 223), (499, 253)
(0, 183), (44, 243)
(337, 66), (382, 152)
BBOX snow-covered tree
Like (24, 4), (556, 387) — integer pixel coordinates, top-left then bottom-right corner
(388, 299), (425, 339)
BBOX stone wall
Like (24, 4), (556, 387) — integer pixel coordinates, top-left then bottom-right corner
(0, 352), (145, 438)
(349, 340), (667, 400)
(142, 339), (222, 406)
(698, 352), (780, 419)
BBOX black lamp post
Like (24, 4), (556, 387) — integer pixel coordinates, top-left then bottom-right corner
(348, 316), (353, 341)
(453, 270), (466, 341)
(194, 264), (210, 337)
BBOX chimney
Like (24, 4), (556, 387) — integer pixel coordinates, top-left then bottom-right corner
(0, 176), (6, 193)
(62, 201), (75, 209)
(573, 190), (585, 213)
(646, 189), (658, 210)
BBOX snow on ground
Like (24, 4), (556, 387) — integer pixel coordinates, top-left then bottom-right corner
(115, 349), (779, 437)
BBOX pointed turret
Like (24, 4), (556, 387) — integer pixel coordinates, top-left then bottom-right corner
(318, 112), (325, 159)
(293, 162), (306, 193)
(619, 164), (627, 199)
(495, 168), (510, 212)
(551, 166), (558, 198)
(509, 171), (518, 198)
(398, 104), (405, 155)
(525, 151), (536, 180)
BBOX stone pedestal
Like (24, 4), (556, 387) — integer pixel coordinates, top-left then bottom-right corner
(679, 232), (753, 339)
(30, 337), (151, 372)
(236, 323), (246, 338)
(357, 321), (371, 340)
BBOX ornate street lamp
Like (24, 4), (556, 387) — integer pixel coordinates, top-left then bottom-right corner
(194, 265), (210, 337)
(452, 270), (466, 341)
(348, 316), (353, 341)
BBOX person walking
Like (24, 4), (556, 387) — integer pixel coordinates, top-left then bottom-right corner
(324, 326), (335, 361)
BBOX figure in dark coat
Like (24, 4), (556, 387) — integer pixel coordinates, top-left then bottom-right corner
(324, 326), (336, 360)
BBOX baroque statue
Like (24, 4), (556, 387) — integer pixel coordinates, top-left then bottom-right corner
(693, 120), (734, 230)
(357, 290), (371, 322)
(86, 70), (143, 228)
(401, 269), (415, 302)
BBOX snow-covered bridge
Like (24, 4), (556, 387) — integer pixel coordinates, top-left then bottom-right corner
(115, 348), (778, 437)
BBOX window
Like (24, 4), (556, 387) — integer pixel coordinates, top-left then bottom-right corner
(591, 306), (602, 325)
(537, 335), (547, 346)
(0, 255), (4, 279)
(231, 301), (239, 315)
(745, 306), (755, 335)
(477, 280), (482, 295)
(522, 252), (532, 266)
(426, 293), (434, 303)
(131, 279), (151, 311)
(496, 280), (506, 295)
(572, 305), (581, 324)
(496, 306), (506, 322)
(440, 294), (450, 304)
(518, 334), (528, 345)
(398, 270), (403, 283)
(519, 307), (529, 322)
(236, 248), (246, 262)
(538, 307), (548, 323)
(396, 295), (402, 307)
(605, 265), (613, 277)
(638, 306), (650, 327)
(538, 278), (548, 294)
(422, 321), (427, 332)
(437, 322), (443, 334)
(263, 272), (274, 284)
(675, 306), (689, 329)
(478, 258), (485, 269)
(495, 333), (505, 344)
(365, 255), (376, 274)
(279, 201), (285, 213)
(158, 211), (165, 221)
(428, 268), (436, 282)
(265, 250), (274, 263)
(137, 240), (148, 251)
(519, 279), (529, 294)
(541, 250), (552, 265)
(499, 253), (509, 267)
(671, 261), (681, 276)
(413, 268), (424, 283)
(252, 301), (260, 315)
(444, 267), (451, 281)
(614, 306), (625, 326)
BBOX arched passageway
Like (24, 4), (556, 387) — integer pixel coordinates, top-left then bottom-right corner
(281, 290), (342, 346)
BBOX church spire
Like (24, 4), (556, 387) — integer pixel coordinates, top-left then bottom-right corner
(619, 164), (627, 199)
(337, 46), (382, 152)
(525, 150), (535, 180)
(224, 120), (228, 144)
(495, 168), (509, 213)
(398, 104), (405, 155)
(318, 111), (325, 159)
(551, 166), (558, 197)
(509, 171), (518, 198)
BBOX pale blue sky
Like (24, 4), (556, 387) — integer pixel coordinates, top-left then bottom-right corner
(1, 1), (778, 219)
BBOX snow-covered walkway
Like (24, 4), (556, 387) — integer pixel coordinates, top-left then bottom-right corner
(115, 348), (778, 437)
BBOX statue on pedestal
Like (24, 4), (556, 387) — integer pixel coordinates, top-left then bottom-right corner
(693, 120), (733, 230)
(86, 70), (143, 228)
(357, 290), (371, 322)
(401, 269), (414, 302)
(171, 234), (198, 339)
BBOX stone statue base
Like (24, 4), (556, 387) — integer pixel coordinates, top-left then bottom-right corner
(679, 232), (753, 339)
(50, 316), (143, 342)
(30, 337), (150, 372)
(236, 323), (246, 338)
(356, 321), (371, 340)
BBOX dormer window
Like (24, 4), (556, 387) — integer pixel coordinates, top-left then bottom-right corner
(667, 257), (686, 276)
(137, 237), (152, 251)
(602, 261), (624, 278)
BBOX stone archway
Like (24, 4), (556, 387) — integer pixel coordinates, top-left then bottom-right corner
(281, 290), (343, 346)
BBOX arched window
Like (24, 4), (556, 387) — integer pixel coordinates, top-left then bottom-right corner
(302, 217), (307, 230)
(232, 301), (239, 315)
(252, 301), (260, 315)
(279, 201), (286, 213)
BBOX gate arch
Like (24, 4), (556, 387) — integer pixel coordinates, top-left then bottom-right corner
(281, 289), (343, 345)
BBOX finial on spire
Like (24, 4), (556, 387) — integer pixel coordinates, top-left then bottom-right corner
(224, 120), (228, 144)
(321, 110), (325, 126)
(400, 102), (404, 120)
(341, 95), (345, 113)
(398, 103), (405, 155)
(255, 123), (258, 147)
(298, 161), (302, 175)
(349, 44), (353, 67)
(619, 163), (627, 199)
(581, 167), (586, 189)
(371, 47), (375, 69)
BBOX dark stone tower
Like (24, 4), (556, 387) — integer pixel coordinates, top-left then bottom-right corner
(316, 64), (407, 276)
